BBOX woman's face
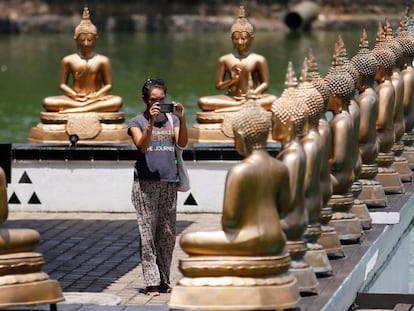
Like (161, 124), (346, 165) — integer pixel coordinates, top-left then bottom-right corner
(146, 87), (166, 108)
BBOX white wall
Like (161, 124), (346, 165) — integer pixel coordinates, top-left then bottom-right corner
(7, 160), (235, 213)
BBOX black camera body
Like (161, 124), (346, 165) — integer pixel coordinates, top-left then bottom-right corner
(159, 103), (175, 113)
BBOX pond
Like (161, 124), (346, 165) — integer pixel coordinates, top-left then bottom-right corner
(0, 29), (376, 143)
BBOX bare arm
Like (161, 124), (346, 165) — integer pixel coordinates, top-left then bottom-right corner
(215, 57), (240, 90)
(58, 57), (77, 99)
(277, 165), (292, 219)
(254, 56), (270, 95)
(173, 102), (188, 148)
(94, 57), (113, 98)
(130, 107), (158, 153)
(330, 120), (348, 172)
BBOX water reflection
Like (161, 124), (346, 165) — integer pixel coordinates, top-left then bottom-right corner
(0, 30), (374, 143)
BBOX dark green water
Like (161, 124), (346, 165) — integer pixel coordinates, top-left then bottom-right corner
(0, 30), (373, 143)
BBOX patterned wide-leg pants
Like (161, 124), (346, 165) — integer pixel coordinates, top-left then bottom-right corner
(132, 179), (177, 287)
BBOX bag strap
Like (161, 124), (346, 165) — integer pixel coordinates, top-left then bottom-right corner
(166, 113), (185, 150)
(166, 113), (175, 143)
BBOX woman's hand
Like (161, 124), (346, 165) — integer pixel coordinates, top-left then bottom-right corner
(172, 101), (185, 118)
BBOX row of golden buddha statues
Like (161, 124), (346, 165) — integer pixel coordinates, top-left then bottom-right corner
(23, 4), (414, 310)
(169, 7), (414, 311)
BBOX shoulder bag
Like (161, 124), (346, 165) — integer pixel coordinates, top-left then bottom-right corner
(166, 114), (190, 192)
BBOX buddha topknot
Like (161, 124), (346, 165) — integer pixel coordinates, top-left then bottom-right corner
(336, 35), (359, 86)
(351, 29), (379, 84)
(74, 6), (97, 39)
(298, 58), (324, 125)
(384, 18), (403, 63)
(396, 11), (414, 60)
(372, 22), (396, 72)
(271, 62), (307, 137)
(230, 6), (254, 37)
(306, 49), (330, 107)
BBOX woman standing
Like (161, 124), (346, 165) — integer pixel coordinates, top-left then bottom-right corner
(128, 78), (188, 296)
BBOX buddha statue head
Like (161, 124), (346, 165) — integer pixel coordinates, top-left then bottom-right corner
(271, 62), (308, 141)
(372, 22), (396, 78)
(298, 58), (324, 126)
(335, 35), (359, 87)
(325, 70), (355, 110)
(396, 11), (414, 66)
(230, 6), (254, 38)
(351, 29), (379, 91)
(272, 96), (308, 141)
(324, 46), (356, 112)
(383, 17), (403, 66)
(307, 49), (330, 111)
(74, 6), (98, 39)
(222, 95), (271, 153)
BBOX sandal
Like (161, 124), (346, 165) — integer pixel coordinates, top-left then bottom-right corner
(158, 282), (172, 293)
(145, 286), (160, 296)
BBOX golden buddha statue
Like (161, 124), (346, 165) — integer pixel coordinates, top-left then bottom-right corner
(28, 6), (129, 145)
(181, 102), (289, 256)
(198, 6), (276, 114)
(171, 99), (299, 311)
(0, 166), (63, 308)
(297, 59), (332, 275)
(188, 6), (277, 145)
(332, 35), (372, 229)
(271, 62), (318, 294)
(43, 6), (122, 113)
(372, 22), (405, 193)
(324, 45), (362, 242)
(384, 18), (413, 182)
(398, 10), (414, 169)
(306, 50), (343, 257)
(351, 29), (388, 208)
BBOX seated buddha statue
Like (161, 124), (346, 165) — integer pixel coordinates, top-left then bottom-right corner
(306, 49), (343, 257)
(171, 97), (299, 311)
(334, 35), (372, 229)
(28, 6), (129, 145)
(196, 6), (276, 124)
(0, 166), (63, 308)
(397, 11), (414, 168)
(297, 58), (332, 275)
(43, 6), (122, 114)
(180, 100), (290, 256)
(324, 46), (362, 242)
(372, 22), (404, 193)
(351, 29), (388, 208)
(271, 62), (318, 294)
(383, 18), (413, 182)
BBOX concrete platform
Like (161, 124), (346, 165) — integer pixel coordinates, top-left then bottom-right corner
(3, 178), (414, 311)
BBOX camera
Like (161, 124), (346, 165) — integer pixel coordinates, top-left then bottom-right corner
(159, 103), (175, 113)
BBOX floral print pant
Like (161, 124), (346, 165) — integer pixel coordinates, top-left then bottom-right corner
(132, 179), (177, 287)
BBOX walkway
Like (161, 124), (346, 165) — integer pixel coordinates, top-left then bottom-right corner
(3, 179), (414, 310)
(4, 212), (221, 310)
